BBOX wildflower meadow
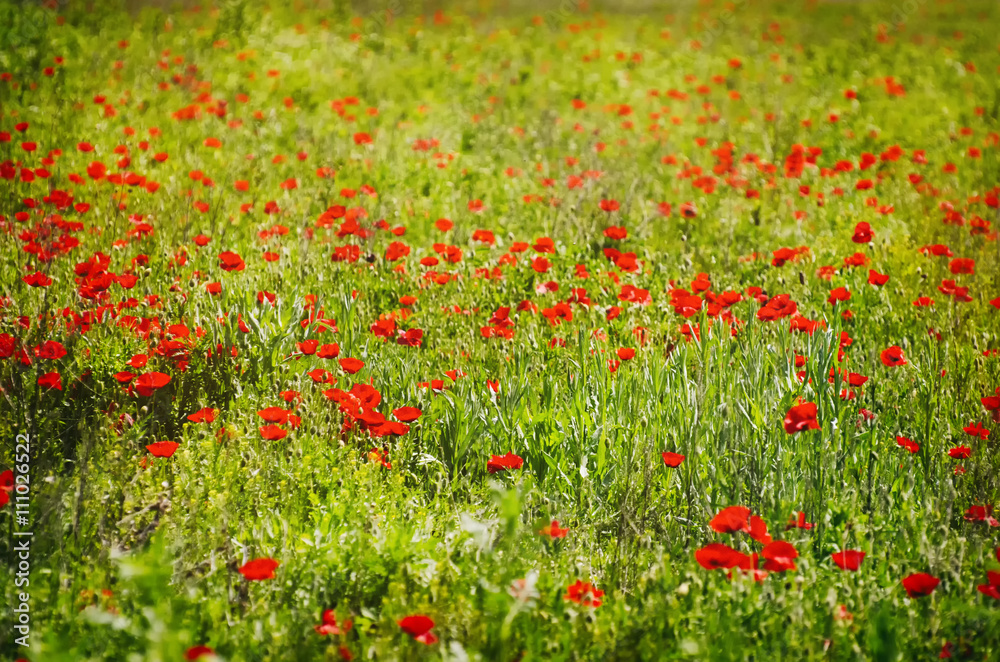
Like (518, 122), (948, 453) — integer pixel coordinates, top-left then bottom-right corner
(1, 0), (1000, 659)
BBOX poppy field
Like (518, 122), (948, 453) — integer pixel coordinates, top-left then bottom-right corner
(2, 0), (1000, 659)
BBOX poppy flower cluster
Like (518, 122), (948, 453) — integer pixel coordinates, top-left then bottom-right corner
(695, 507), (799, 580)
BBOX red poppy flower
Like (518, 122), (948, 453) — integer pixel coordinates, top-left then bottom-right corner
(487, 452), (523, 473)
(385, 241), (410, 261)
(947, 445), (971, 459)
(564, 580), (604, 607)
(23, 272), (53, 287)
(472, 229), (496, 245)
(531, 256), (550, 273)
(710, 506), (751, 534)
(901, 572), (939, 598)
(896, 436), (920, 453)
(114, 372), (135, 384)
(259, 425), (288, 441)
(398, 615), (437, 645)
(315, 609), (353, 636)
(949, 258), (974, 274)
(238, 558), (279, 580)
(963, 422), (990, 440)
(695, 543), (748, 570)
(983, 393), (1000, 412)
(38, 372), (62, 391)
(827, 287), (851, 304)
(135, 371), (170, 396)
(146, 441), (179, 457)
(339, 357), (365, 374)
(396, 328), (423, 347)
(843, 252), (869, 268)
(297, 340), (319, 355)
(218, 251), (245, 272)
(760, 540), (798, 572)
(185, 646), (215, 661)
(661, 452), (685, 467)
(257, 407), (291, 424)
(784, 402), (820, 434)
(187, 407), (217, 423)
(117, 274), (138, 289)
(317, 343), (341, 359)
(964, 506), (999, 526)
(604, 225), (627, 239)
(392, 406), (422, 422)
(539, 520), (569, 538)
(851, 221), (873, 243)
(749, 516), (771, 544)
(785, 511), (813, 530)
(617, 348), (636, 360)
(880, 346), (907, 367)
(831, 550), (866, 571)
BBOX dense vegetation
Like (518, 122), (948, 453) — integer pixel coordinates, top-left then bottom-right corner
(1, 0), (999, 659)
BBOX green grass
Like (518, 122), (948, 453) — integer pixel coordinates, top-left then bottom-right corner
(1, 0), (1000, 659)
